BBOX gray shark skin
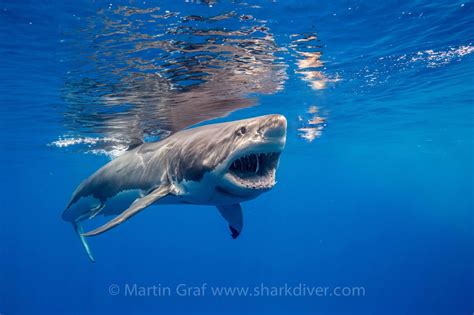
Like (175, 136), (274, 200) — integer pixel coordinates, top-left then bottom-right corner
(63, 114), (287, 262)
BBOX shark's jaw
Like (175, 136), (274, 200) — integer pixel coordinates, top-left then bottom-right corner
(226, 151), (281, 190)
(219, 114), (286, 194)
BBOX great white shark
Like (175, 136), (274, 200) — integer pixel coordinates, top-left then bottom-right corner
(63, 114), (287, 262)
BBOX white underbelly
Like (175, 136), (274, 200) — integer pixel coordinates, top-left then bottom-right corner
(171, 172), (251, 206)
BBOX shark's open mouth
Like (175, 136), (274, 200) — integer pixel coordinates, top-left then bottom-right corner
(228, 152), (281, 189)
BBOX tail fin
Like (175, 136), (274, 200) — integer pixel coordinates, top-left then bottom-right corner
(74, 223), (95, 263)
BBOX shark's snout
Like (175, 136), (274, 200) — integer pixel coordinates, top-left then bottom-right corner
(262, 114), (287, 139)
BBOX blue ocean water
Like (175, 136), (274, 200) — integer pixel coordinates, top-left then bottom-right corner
(0, 0), (473, 314)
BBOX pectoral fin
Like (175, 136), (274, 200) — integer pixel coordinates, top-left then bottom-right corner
(82, 185), (171, 237)
(217, 204), (243, 239)
(74, 222), (95, 262)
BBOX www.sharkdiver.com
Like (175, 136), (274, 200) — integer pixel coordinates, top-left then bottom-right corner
(107, 283), (366, 298)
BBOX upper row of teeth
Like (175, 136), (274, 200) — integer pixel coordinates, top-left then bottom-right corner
(232, 154), (261, 174)
(233, 152), (278, 172)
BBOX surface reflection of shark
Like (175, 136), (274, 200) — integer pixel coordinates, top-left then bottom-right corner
(63, 114), (287, 262)
(58, 4), (287, 156)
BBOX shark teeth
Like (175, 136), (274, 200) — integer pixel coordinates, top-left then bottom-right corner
(228, 152), (280, 189)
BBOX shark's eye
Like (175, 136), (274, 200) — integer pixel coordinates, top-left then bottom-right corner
(236, 126), (247, 136)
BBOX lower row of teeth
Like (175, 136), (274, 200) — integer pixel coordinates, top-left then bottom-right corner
(232, 153), (270, 174)
(235, 173), (274, 187)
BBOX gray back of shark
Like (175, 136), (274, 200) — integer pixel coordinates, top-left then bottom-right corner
(63, 114), (287, 262)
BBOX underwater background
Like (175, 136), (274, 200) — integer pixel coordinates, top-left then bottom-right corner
(0, 0), (473, 314)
